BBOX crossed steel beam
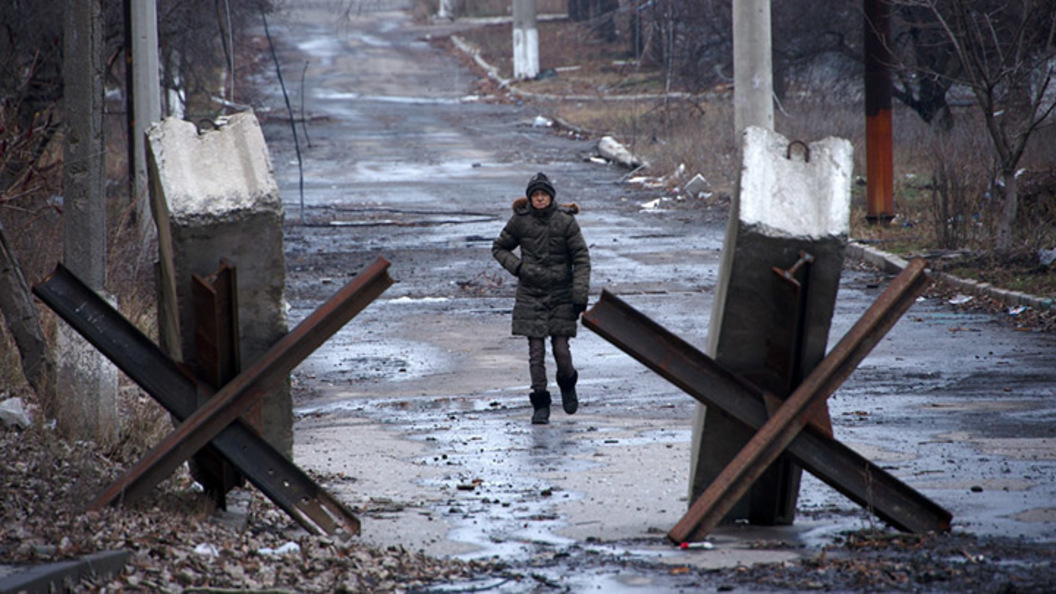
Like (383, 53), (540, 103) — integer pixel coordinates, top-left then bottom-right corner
(33, 257), (394, 537)
(582, 258), (952, 543)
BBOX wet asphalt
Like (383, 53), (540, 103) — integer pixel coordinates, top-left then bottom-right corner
(257, 1), (1056, 590)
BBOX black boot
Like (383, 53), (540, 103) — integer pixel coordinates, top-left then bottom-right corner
(529, 390), (551, 425)
(557, 371), (578, 414)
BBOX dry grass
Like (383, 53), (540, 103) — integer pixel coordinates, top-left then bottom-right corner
(1, 101), (170, 456)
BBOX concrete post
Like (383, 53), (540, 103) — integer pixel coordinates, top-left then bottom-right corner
(689, 127), (853, 524)
(437, 0), (456, 20)
(132, 0), (162, 244)
(512, 0), (539, 80)
(60, 0), (119, 445)
(733, 0), (774, 134)
(147, 112), (293, 458)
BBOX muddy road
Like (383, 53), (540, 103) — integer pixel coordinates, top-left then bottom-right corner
(255, 1), (1056, 590)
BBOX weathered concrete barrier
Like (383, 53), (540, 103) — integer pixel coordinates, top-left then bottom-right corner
(147, 111), (292, 458)
(690, 126), (853, 524)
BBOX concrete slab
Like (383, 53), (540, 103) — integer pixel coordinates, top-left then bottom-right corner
(148, 112), (292, 457)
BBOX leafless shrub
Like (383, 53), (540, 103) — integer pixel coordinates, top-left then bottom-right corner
(925, 122), (992, 250)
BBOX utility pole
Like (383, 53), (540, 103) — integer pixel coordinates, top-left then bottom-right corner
(692, 0), (808, 527)
(61, 0), (119, 444)
(732, 0), (774, 134)
(512, 0), (539, 80)
(864, 0), (895, 224)
(128, 0), (162, 245)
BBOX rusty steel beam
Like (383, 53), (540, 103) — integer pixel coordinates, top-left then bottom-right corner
(89, 256), (394, 510)
(582, 259), (951, 541)
(190, 261), (248, 508)
(669, 258), (932, 542)
(32, 262), (371, 537)
(767, 253), (832, 438)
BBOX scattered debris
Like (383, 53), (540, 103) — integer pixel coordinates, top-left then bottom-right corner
(0, 425), (502, 591)
(0, 397), (32, 429)
(680, 541), (714, 550)
(683, 173), (709, 198)
(640, 198), (663, 211)
(1038, 247), (1056, 268)
(531, 115), (552, 128)
(596, 136), (648, 169)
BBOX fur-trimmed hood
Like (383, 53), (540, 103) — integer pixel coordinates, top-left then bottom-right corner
(512, 196), (580, 215)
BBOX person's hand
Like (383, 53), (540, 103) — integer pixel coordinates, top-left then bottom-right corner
(573, 302), (587, 316)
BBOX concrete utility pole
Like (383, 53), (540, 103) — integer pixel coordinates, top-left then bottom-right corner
(437, 0), (456, 20)
(62, 0), (119, 444)
(733, 0), (774, 134)
(130, 0), (162, 244)
(512, 0), (540, 80)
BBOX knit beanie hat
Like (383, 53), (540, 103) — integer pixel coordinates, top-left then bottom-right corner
(526, 172), (556, 199)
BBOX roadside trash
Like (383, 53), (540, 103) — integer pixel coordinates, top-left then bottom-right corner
(948, 294), (973, 305)
(596, 135), (647, 169)
(1038, 248), (1056, 268)
(640, 198), (661, 210)
(1008, 305), (1028, 316)
(259, 542), (301, 556)
(0, 398), (32, 429)
(194, 543), (220, 557)
(683, 173), (708, 198)
(679, 541), (714, 550)
(532, 115), (552, 128)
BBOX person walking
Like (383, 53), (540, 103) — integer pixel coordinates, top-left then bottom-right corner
(493, 172), (591, 424)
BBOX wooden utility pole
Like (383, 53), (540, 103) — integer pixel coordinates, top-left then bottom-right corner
(62, 0), (119, 444)
(512, 0), (539, 80)
(864, 0), (895, 223)
(732, 0), (774, 135)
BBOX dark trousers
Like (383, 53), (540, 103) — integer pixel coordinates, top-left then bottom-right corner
(528, 336), (574, 392)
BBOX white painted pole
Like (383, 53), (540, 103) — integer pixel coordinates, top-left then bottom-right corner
(733, 0), (773, 134)
(132, 0), (161, 244)
(437, 0), (455, 20)
(62, 0), (119, 445)
(512, 0), (539, 80)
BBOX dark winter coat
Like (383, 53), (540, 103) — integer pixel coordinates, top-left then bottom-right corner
(493, 197), (591, 338)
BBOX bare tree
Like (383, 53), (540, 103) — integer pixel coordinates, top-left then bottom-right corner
(0, 219), (55, 411)
(568, 0), (619, 42)
(904, 0), (1056, 251)
(633, 0), (862, 98)
(889, 3), (962, 130)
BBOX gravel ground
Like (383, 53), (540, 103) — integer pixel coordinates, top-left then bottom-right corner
(0, 423), (506, 592)
(2, 416), (1055, 592)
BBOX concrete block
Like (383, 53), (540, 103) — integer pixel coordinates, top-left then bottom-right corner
(690, 126), (853, 525)
(683, 174), (709, 198)
(148, 111), (292, 458)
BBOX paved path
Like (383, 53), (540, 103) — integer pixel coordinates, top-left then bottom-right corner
(257, 1), (1056, 587)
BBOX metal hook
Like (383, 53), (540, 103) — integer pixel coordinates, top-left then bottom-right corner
(786, 140), (810, 163)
